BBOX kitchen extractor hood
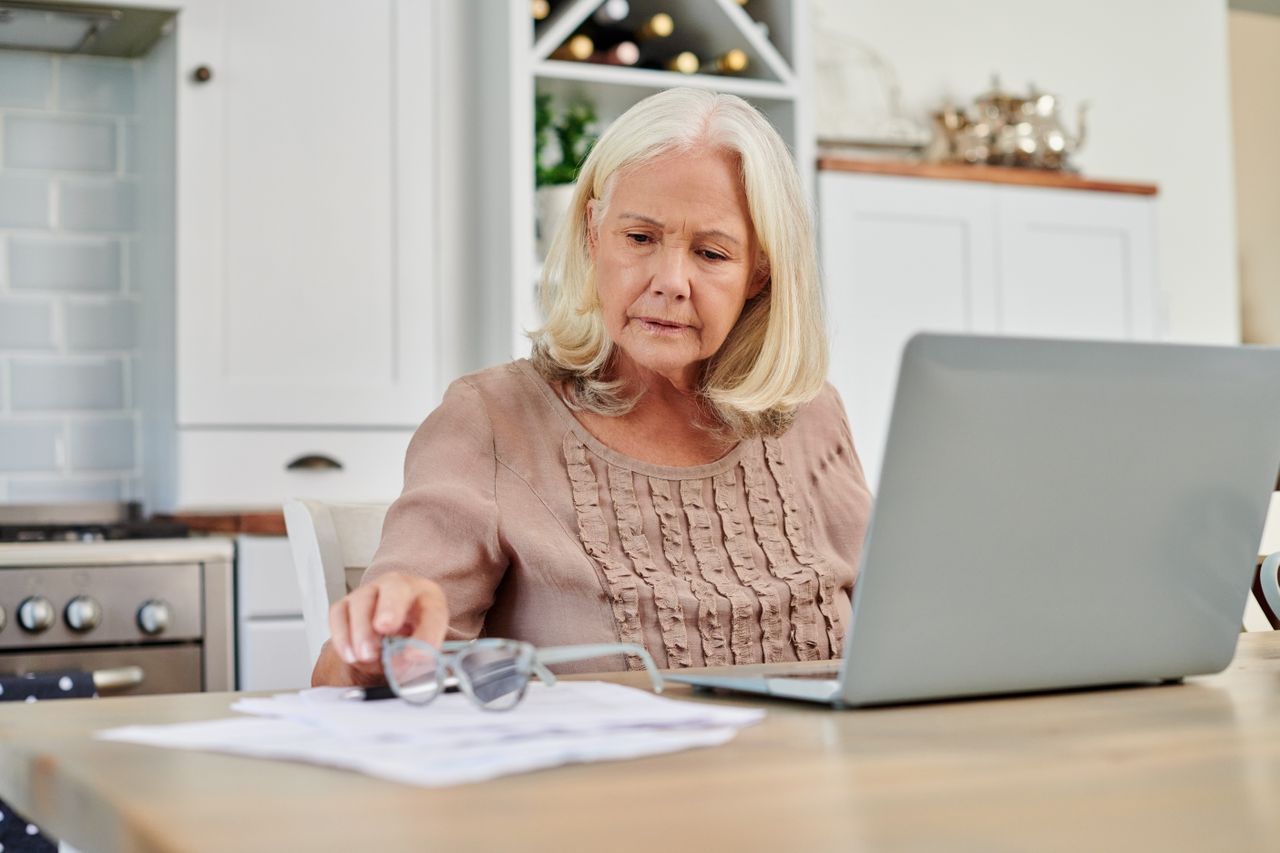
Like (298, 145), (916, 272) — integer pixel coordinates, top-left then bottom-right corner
(0, 1), (174, 57)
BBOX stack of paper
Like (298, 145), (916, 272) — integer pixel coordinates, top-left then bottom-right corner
(96, 682), (763, 787)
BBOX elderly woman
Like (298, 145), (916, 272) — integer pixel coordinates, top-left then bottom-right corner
(313, 87), (872, 687)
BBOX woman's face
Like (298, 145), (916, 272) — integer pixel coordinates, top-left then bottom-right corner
(587, 147), (764, 392)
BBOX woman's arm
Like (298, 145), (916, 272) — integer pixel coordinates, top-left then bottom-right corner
(310, 377), (506, 686)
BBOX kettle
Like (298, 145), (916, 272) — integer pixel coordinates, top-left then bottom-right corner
(929, 77), (1087, 171)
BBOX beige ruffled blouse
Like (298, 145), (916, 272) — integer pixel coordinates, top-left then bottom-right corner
(362, 360), (874, 673)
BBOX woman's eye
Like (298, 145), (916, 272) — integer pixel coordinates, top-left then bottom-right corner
(626, 233), (652, 245)
(699, 249), (727, 262)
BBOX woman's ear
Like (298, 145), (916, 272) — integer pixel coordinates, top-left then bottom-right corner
(747, 260), (769, 300)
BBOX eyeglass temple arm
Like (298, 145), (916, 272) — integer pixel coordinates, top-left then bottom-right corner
(535, 644), (665, 693)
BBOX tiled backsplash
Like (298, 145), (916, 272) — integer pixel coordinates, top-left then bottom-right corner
(0, 51), (139, 503)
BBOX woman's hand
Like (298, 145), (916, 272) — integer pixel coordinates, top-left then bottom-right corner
(311, 572), (449, 687)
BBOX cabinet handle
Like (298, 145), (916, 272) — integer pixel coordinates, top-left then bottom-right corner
(93, 666), (144, 693)
(286, 454), (344, 472)
(191, 65), (214, 83)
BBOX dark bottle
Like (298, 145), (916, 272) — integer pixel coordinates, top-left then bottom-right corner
(550, 34), (594, 61)
(710, 48), (749, 75)
(577, 12), (673, 53)
(591, 0), (629, 25)
(589, 41), (640, 66)
(663, 51), (700, 75)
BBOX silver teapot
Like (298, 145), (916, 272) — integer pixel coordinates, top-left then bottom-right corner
(929, 78), (1087, 171)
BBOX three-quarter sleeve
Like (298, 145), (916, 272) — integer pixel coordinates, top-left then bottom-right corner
(360, 378), (506, 640)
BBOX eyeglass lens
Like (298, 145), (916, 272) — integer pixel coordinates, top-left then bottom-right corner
(455, 645), (530, 711)
(385, 641), (442, 705)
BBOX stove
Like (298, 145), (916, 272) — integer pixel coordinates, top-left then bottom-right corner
(0, 503), (234, 695)
(0, 501), (189, 542)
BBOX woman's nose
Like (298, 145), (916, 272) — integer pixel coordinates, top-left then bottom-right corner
(648, 248), (691, 299)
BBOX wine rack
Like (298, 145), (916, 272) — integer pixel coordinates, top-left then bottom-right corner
(467, 0), (811, 360)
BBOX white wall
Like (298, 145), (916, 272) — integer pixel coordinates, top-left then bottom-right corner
(0, 51), (145, 502)
(812, 0), (1239, 344)
(1230, 9), (1280, 344)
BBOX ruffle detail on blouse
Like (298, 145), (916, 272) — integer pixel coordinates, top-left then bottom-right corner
(741, 453), (825, 661)
(650, 479), (731, 667)
(680, 479), (759, 664)
(713, 469), (788, 663)
(564, 435), (646, 670)
(764, 436), (844, 655)
(609, 466), (692, 668)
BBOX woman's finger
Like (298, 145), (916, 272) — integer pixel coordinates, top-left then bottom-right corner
(345, 584), (382, 664)
(328, 597), (355, 665)
(371, 574), (414, 637)
(408, 580), (449, 647)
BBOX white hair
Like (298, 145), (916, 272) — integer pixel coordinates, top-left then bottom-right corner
(530, 87), (827, 437)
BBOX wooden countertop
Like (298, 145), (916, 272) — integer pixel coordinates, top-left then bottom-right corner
(2, 632), (1279, 852)
(817, 155), (1159, 195)
(157, 509), (287, 537)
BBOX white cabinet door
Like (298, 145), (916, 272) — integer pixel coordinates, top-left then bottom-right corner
(819, 172), (998, 488)
(239, 620), (312, 691)
(235, 534), (311, 690)
(818, 172), (1159, 488)
(236, 535), (302, 619)
(176, 0), (437, 426)
(996, 186), (1159, 340)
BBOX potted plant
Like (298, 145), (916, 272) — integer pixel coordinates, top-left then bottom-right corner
(535, 93), (597, 259)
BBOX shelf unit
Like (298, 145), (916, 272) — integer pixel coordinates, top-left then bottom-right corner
(471, 0), (812, 361)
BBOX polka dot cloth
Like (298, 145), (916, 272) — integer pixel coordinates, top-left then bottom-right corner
(0, 672), (96, 702)
(0, 671), (96, 852)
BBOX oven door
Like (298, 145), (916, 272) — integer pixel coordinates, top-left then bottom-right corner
(0, 645), (203, 696)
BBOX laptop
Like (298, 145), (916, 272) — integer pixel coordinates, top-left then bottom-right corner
(666, 333), (1280, 707)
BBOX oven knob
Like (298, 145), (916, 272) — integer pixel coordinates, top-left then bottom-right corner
(64, 596), (103, 632)
(137, 600), (171, 636)
(18, 597), (55, 633)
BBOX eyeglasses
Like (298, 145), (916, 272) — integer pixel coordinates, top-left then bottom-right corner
(380, 637), (665, 711)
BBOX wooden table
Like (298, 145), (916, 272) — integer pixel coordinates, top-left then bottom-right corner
(3, 634), (1280, 852)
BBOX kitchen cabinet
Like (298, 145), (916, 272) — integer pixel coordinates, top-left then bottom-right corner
(174, 0), (439, 428)
(137, 0), (443, 510)
(468, 0), (812, 360)
(818, 162), (1160, 486)
(235, 534), (311, 691)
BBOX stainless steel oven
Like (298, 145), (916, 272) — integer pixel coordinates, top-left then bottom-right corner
(0, 504), (234, 695)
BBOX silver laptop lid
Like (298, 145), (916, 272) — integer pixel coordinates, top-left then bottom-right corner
(839, 334), (1280, 707)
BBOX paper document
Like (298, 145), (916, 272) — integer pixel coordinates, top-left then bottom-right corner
(97, 681), (763, 787)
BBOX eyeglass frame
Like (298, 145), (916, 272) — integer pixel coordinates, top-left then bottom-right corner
(379, 636), (665, 710)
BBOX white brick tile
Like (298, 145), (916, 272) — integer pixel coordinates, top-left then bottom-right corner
(0, 299), (55, 349)
(0, 421), (61, 473)
(56, 179), (136, 231)
(69, 415), (135, 471)
(0, 174), (51, 229)
(122, 121), (136, 175)
(10, 358), (125, 411)
(57, 57), (136, 115)
(8, 237), (121, 292)
(64, 299), (136, 350)
(0, 53), (53, 109)
(7, 476), (123, 502)
(4, 115), (118, 172)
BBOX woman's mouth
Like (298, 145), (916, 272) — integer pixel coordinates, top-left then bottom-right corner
(634, 317), (688, 335)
